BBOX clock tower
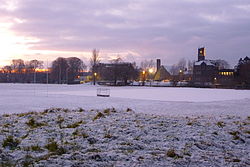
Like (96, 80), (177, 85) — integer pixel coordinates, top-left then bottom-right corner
(198, 47), (206, 61)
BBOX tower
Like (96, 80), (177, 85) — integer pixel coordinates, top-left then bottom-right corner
(198, 47), (206, 61)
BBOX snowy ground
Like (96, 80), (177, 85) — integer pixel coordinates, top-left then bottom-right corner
(0, 84), (250, 166)
(0, 108), (249, 167)
(0, 83), (250, 116)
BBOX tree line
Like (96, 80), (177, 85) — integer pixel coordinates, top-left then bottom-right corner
(1, 49), (249, 87)
(0, 54), (231, 84)
(0, 57), (86, 84)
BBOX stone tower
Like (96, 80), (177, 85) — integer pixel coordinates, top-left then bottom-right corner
(198, 47), (206, 61)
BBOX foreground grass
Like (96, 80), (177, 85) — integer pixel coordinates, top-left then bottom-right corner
(0, 108), (249, 167)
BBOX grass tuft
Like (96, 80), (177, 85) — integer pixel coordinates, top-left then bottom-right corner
(216, 121), (226, 128)
(26, 117), (46, 128)
(66, 120), (83, 128)
(93, 112), (105, 121)
(45, 139), (66, 155)
(2, 135), (20, 150)
(166, 149), (178, 158)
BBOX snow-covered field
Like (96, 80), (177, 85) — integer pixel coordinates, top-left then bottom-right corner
(0, 108), (250, 166)
(0, 84), (250, 166)
(0, 83), (250, 116)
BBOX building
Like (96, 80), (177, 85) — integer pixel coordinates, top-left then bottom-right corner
(216, 69), (235, 88)
(154, 59), (171, 81)
(192, 47), (218, 87)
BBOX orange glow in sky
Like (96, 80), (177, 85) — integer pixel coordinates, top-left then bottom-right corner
(0, 21), (39, 67)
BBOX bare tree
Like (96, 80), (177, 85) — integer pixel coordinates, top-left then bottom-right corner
(90, 49), (100, 85)
(140, 59), (155, 70)
(170, 58), (187, 75)
(11, 59), (25, 82)
(28, 60), (44, 69)
(177, 58), (187, 71)
(25, 60), (44, 83)
(187, 60), (194, 74)
(90, 49), (100, 71)
(2, 65), (12, 82)
(214, 59), (230, 69)
(170, 64), (179, 75)
(3, 65), (12, 74)
(11, 59), (25, 73)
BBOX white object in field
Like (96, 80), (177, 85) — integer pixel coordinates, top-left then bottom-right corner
(97, 88), (110, 97)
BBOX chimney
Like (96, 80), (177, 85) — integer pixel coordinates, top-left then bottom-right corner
(157, 59), (161, 71)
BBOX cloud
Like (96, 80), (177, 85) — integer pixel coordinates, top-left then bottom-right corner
(1, 0), (250, 65)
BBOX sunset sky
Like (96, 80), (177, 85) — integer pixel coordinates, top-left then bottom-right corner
(0, 0), (250, 67)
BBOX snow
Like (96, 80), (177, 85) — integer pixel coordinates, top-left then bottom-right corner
(0, 83), (250, 116)
(194, 60), (215, 66)
(0, 84), (250, 166)
(0, 108), (249, 166)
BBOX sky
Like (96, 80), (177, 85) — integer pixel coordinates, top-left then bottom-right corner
(0, 0), (250, 67)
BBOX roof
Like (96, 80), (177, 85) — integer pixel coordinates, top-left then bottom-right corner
(154, 66), (171, 81)
(194, 60), (215, 66)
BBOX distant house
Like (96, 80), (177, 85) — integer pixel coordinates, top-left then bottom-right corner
(154, 66), (171, 81)
(154, 59), (171, 81)
(192, 47), (218, 87)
